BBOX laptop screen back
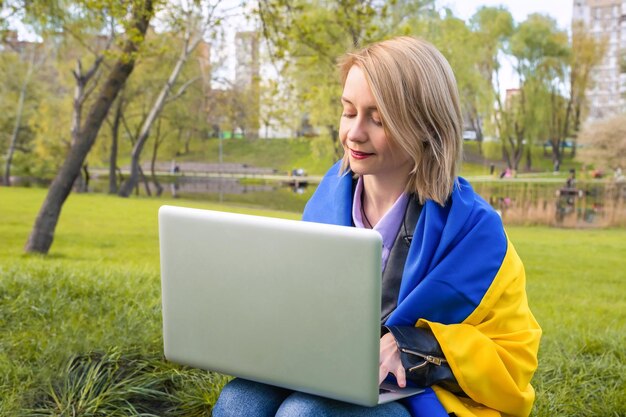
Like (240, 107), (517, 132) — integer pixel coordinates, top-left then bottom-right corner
(159, 205), (383, 406)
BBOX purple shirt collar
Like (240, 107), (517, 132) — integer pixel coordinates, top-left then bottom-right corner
(352, 177), (409, 271)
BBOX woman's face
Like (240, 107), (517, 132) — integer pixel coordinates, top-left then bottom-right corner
(339, 66), (412, 185)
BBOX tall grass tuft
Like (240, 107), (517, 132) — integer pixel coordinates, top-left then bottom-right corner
(26, 348), (228, 417)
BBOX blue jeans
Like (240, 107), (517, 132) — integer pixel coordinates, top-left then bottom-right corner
(213, 378), (411, 417)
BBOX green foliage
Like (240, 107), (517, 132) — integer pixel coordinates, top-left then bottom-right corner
(256, 0), (436, 136)
(4, 2), (608, 182)
(569, 21), (609, 132)
(511, 14), (569, 158)
(468, 6), (514, 141)
(0, 47), (44, 178)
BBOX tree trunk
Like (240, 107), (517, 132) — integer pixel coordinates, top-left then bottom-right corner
(109, 97), (123, 194)
(183, 129), (192, 154)
(551, 139), (562, 169)
(512, 150), (523, 172)
(501, 143), (512, 169)
(3, 49), (35, 186)
(525, 145), (532, 172)
(468, 107), (483, 156)
(118, 28), (198, 197)
(24, 0), (154, 254)
(139, 164), (151, 196)
(151, 119), (164, 196)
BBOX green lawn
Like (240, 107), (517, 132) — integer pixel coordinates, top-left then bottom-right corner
(165, 136), (338, 176)
(1, 187), (624, 416)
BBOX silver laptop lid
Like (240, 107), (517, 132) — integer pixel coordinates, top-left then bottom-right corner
(159, 205), (383, 406)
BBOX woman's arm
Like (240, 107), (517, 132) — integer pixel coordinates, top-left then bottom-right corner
(381, 326), (464, 395)
(382, 240), (541, 417)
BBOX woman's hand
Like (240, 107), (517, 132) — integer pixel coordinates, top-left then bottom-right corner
(379, 332), (406, 387)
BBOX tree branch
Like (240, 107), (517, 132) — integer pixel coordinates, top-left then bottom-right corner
(165, 76), (199, 103)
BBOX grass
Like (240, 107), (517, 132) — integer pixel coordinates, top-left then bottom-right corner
(1, 186), (625, 416)
(464, 141), (584, 174)
(165, 136), (338, 176)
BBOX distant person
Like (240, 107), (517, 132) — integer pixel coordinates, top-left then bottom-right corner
(214, 37), (540, 417)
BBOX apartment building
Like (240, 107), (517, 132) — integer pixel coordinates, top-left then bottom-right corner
(573, 0), (626, 120)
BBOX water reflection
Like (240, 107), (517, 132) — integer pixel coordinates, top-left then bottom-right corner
(474, 181), (625, 228)
(34, 174), (626, 227)
(85, 176), (314, 213)
(162, 178), (624, 227)
(169, 177), (278, 196)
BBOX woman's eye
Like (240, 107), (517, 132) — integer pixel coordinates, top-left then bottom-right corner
(342, 113), (356, 118)
(372, 118), (383, 126)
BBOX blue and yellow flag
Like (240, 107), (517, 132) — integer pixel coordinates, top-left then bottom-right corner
(303, 162), (541, 417)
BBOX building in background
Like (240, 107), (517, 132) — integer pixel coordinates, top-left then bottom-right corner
(573, 0), (626, 121)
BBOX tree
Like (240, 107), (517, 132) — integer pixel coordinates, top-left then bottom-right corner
(24, 0), (158, 254)
(256, 0), (398, 153)
(117, 1), (221, 197)
(259, 78), (289, 138)
(0, 31), (52, 184)
(427, 13), (488, 155)
(3, 45), (35, 185)
(492, 13), (568, 172)
(567, 20), (608, 156)
(468, 7), (514, 157)
(510, 16), (604, 171)
(577, 113), (626, 170)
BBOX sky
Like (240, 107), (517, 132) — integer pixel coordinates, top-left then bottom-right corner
(440, 0), (573, 29)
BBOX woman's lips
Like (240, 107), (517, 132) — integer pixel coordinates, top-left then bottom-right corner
(350, 149), (374, 160)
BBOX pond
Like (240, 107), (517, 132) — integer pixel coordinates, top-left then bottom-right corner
(30, 174), (626, 228)
(88, 175), (317, 214)
(471, 180), (625, 228)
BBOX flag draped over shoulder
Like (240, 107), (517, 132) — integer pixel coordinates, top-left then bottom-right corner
(302, 161), (541, 417)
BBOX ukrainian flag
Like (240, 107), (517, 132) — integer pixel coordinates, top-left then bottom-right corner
(303, 162), (541, 417)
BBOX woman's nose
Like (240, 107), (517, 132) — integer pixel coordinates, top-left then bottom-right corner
(346, 118), (367, 143)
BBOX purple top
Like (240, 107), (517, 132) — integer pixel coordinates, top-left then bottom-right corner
(352, 177), (409, 271)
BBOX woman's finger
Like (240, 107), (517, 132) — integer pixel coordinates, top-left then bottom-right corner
(394, 364), (407, 388)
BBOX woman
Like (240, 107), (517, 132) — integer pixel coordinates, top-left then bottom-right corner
(214, 36), (541, 417)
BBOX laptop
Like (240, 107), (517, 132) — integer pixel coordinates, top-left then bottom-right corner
(159, 205), (424, 407)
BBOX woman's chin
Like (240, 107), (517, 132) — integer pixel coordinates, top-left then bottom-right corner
(347, 162), (369, 176)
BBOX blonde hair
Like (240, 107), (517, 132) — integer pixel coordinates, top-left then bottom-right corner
(338, 36), (463, 206)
